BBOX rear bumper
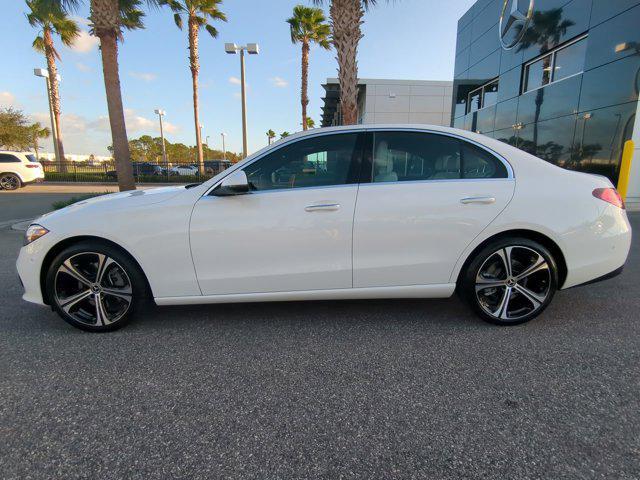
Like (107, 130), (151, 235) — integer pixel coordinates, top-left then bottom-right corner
(568, 264), (624, 289)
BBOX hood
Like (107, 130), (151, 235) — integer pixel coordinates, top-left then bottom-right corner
(35, 185), (188, 225)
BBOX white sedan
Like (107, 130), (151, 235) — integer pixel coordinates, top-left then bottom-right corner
(17, 125), (632, 331)
(170, 165), (199, 176)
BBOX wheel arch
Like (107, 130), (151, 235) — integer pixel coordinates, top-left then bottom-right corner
(0, 171), (25, 183)
(40, 235), (153, 305)
(454, 229), (568, 289)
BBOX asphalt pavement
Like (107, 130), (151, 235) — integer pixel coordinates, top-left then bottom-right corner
(1, 200), (639, 479)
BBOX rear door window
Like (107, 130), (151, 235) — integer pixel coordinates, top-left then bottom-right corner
(0, 153), (21, 163)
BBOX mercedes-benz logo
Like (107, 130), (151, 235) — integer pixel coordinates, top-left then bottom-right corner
(499, 0), (534, 50)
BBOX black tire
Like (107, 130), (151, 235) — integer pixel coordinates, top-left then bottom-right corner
(0, 173), (22, 190)
(460, 237), (558, 326)
(45, 241), (149, 332)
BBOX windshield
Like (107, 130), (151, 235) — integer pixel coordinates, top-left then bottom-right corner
(26, 154), (39, 163)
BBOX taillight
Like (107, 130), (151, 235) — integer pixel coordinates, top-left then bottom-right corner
(25, 164), (39, 169)
(592, 187), (625, 209)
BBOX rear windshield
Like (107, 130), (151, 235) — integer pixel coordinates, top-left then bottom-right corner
(25, 154), (39, 163)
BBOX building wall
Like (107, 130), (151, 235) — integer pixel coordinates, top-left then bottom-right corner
(359, 79), (453, 126)
(322, 78), (452, 127)
(452, 0), (640, 207)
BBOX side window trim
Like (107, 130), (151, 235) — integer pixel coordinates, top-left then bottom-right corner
(363, 128), (514, 181)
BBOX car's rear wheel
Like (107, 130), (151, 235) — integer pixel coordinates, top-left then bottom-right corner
(461, 237), (558, 326)
(0, 173), (22, 190)
(45, 242), (148, 332)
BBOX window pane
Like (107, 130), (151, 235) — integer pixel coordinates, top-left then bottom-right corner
(243, 133), (359, 191)
(0, 153), (20, 163)
(462, 144), (508, 179)
(482, 80), (499, 107)
(553, 38), (587, 82)
(372, 132), (461, 182)
(26, 154), (38, 163)
(525, 54), (552, 92)
(468, 89), (482, 113)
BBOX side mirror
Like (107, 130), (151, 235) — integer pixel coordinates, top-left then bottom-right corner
(212, 170), (250, 196)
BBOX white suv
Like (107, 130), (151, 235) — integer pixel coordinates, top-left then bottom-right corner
(0, 151), (45, 190)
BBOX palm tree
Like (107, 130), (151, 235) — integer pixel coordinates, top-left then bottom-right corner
(306, 117), (315, 129)
(89, 0), (150, 191)
(29, 122), (51, 159)
(280, 131), (290, 139)
(312, 0), (389, 125)
(39, 0), (155, 191)
(287, 5), (330, 131)
(26, 0), (79, 170)
(161, 0), (226, 175)
(266, 129), (276, 145)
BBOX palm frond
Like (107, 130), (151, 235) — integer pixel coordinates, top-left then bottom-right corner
(32, 35), (46, 53)
(204, 23), (218, 38)
(173, 12), (183, 28)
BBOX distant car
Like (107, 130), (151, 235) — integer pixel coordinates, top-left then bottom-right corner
(204, 160), (232, 176)
(106, 163), (163, 179)
(170, 165), (199, 176)
(0, 151), (45, 190)
(16, 125), (632, 332)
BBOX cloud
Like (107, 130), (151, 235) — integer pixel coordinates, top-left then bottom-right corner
(270, 76), (289, 88)
(89, 109), (178, 135)
(130, 72), (157, 82)
(69, 30), (99, 53)
(0, 91), (16, 107)
(76, 62), (91, 72)
(228, 76), (241, 85)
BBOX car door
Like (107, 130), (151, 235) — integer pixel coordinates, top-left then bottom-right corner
(353, 130), (515, 288)
(190, 131), (364, 296)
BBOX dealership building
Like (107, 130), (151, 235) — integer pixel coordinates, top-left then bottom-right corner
(321, 78), (452, 128)
(453, 0), (640, 208)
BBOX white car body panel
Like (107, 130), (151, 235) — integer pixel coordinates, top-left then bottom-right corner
(15, 124), (632, 309)
(353, 178), (515, 287)
(0, 151), (45, 184)
(190, 185), (358, 295)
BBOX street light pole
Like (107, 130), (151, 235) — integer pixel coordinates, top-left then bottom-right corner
(225, 43), (259, 159)
(34, 68), (60, 166)
(154, 109), (167, 164)
(221, 132), (227, 161)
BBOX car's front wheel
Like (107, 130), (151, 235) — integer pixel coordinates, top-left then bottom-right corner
(45, 242), (148, 332)
(0, 173), (22, 190)
(461, 237), (558, 326)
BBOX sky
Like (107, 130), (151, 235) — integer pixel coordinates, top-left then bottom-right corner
(0, 0), (476, 156)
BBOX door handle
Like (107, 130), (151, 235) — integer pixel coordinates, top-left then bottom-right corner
(460, 196), (496, 205)
(305, 203), (341, 212)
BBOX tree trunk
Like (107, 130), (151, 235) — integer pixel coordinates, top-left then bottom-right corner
(97, 30), (135, 191)
(301, 40), (310, 130)
(189, 15), (205, 175)
(43, 28), (67, 172)
(330, 0), (363, 126)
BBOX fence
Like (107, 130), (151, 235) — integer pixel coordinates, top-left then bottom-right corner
(40, 160), (232, 183)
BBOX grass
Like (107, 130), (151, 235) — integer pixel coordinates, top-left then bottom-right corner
(52, 192), (109, 210)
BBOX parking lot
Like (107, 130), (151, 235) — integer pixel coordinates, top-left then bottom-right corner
(1, 191), (639, 479)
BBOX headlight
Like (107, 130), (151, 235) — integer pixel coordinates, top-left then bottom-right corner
(24, 224), (49, 245)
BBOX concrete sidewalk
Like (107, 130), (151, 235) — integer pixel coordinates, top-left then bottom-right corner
(7, 182), (185, 194)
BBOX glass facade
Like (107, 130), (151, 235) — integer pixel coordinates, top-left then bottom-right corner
(452, 0), (640, 183)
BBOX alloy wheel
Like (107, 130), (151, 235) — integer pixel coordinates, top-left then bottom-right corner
(54, 252), (133, 327)
(0, 174), (20, 190)
(475, 246), (551, 321)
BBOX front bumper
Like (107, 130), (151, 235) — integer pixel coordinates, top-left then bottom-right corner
(16, 233), (54, 306)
